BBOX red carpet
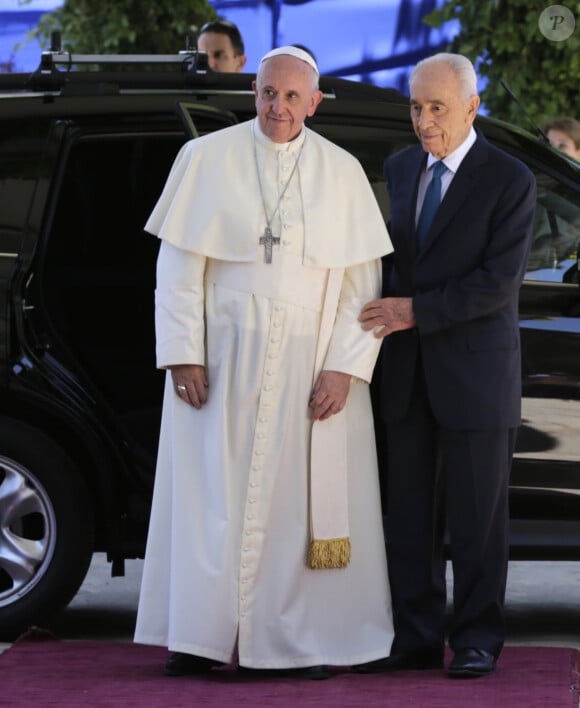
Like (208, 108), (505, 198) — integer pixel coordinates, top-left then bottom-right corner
(0, 634), (575, 707)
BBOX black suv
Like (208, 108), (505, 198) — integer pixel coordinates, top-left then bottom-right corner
(0, 48), (579, 641)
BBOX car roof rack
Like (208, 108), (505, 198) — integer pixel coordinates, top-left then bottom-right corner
(0, 31), (409, 104)
(21, 30), (211, 92)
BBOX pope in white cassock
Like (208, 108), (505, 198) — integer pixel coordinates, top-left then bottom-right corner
(134, 46), (394, 679)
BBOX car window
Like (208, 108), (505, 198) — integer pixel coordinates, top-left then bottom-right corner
(0, 119), (52, 250)
(524, 172), (580, 284)
(38, 129), (186, 457)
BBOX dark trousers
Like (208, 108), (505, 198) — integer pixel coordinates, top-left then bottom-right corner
(381, 365), (514, 658)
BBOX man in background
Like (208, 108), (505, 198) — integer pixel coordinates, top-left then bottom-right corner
(543, 116), (580, 161)
(197, 18), (247, 72)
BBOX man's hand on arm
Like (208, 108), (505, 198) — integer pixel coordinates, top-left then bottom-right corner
(359, 297), (416, 339)
(309, 370), (351, 421)
(170, 364), (208, 409)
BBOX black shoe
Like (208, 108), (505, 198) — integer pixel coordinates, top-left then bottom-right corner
(353, 649), (444, 673)
(238, 665), (331, 680)
(447, 648), (496, 678)
(164, 652), (220, 676)
(281, 665), (332, 680)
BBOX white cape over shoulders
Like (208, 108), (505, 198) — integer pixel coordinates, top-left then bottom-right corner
(144, 118), (391, 268)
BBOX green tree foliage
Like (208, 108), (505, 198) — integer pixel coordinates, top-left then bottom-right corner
(20, 0), (217, 55)
(424, 0), (580, 130)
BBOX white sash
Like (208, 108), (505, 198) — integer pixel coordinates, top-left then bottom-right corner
(205, 253), (326, 312)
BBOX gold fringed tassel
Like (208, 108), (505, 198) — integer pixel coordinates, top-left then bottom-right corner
(308, 537), (351, 569)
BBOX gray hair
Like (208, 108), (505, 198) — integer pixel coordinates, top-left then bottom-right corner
(410, 53), (478, 101)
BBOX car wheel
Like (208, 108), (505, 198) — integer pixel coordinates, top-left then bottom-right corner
(0, 418), (94, 641)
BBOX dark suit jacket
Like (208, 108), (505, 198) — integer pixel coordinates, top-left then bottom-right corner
(379, 132), (536, 430)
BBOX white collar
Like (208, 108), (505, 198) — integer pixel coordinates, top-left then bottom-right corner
(252, 116), (306, 153)
(426, 127), (477, 174)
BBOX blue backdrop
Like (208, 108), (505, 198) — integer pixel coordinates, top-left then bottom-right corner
(0, 0), (458, 94)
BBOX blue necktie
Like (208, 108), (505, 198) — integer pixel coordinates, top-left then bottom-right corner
(416, 161), (447, 249)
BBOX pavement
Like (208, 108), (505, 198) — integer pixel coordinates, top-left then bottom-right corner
(2, 555), (580, 650)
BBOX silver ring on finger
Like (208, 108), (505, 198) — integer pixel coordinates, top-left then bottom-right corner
(177, 384), (187, 392)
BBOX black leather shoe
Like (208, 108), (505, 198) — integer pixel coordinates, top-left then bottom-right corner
(447, 648), (496, 678)
(281, 665), (331, 680)
(238, 665), (331, 680)
(353, 649), (444, 673)
(164, 652), (220, 676)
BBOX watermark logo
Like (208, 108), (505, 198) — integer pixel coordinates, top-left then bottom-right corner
(539, 5), (576, 41)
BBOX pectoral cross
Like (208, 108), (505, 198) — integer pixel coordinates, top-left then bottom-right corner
(259, 226), (280, 264)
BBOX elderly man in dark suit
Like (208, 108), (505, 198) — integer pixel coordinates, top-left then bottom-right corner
(357, 53), (536, 678)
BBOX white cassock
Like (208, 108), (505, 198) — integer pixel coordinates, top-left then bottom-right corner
(134, 118), (395, 668)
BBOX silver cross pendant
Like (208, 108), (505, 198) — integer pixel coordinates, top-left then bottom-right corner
(259, 226), (280, 264)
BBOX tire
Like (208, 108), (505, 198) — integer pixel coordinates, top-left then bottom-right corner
(0, 417), (95, 641)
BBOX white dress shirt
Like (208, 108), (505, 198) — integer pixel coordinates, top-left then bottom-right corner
(415, 127), (477, 227)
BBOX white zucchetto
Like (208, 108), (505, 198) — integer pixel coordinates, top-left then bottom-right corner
(259, 45), (319, 76)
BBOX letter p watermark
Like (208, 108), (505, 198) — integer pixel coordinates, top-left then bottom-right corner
(539, 5), (576, 41)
